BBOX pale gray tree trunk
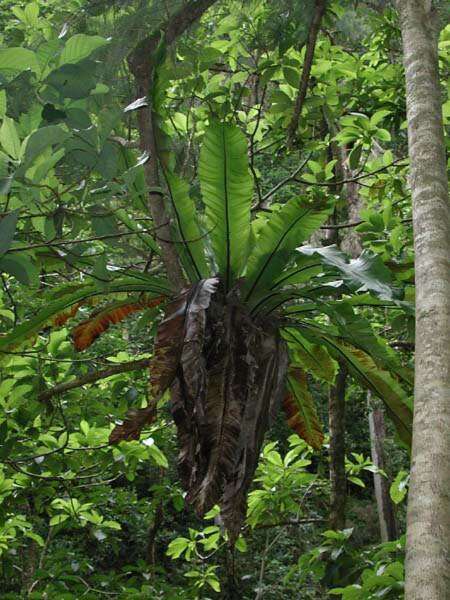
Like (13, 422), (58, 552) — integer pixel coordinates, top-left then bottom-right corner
(396, 2), (450, 598)
(368, 392), (397, 542)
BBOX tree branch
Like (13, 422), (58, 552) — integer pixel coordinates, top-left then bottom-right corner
(286, 0), (327, 148)
(295, 159), (408, 187)
(6, 227), (165, 254)
(38, 358), (150, 403)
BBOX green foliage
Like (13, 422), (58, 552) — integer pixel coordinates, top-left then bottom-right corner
(0, 0), (440, 595)
(199, 120), (253, 289)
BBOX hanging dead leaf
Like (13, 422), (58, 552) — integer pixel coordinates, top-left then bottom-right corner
(72, 296), (164, 351)
(109, 405), (156, 444)
(53, 303), (81, 327)
(283, 368), (324, 450)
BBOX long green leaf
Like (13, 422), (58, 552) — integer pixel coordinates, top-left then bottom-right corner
(0, 277), (170, 352)
(283, 328), (337, 383)
(283, 324), (412, 448)
(199, 121), (252, 289)
(243, 197), (333, 304)
(164, 171), (210, 282)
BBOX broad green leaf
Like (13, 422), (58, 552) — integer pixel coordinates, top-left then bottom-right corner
(46, 62), (97, 99)
(59, 34), (109, 65)
(32, 148), (65, 182)
(297, 245), (401, 301)
(348, 143), (362, 170)
(0, 211), (19, 257)
(370, 110), (391, 127)
(0, 48), (40, 74)
(0, 117), (21, 159)
(374, 128), (391, 142)
(167, 536), (189, 559)
(22, 125), (69, 168)
(165, 171), (210, 281)
(284, 368), (324, 450)
(390, 470), (409, 504)
(0, 253), (39, 286)
(243, 197), (333, 303)
(199, 121), (252, 289)
(321, 302), (403, 374)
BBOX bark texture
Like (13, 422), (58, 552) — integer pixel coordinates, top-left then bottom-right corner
(368, 393), (397, 542)
(328, 364), (347, 530)
(128, 0), (218, 292)
(397, 2), (450, 598)
(286, 0), (327, 148)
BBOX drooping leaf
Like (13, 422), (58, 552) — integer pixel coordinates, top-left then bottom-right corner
(0, 253), (39, 286)
(0, 211), (19, 257)
(164, 171), (210, 281)
(283, 328), (337, 383)
(199, 121), (252, 289)
(297, 245), (402, 301)
(53, 303), (81, 327)
(22, 125), (69, 168)
(170, 279), (288, 541)
(243, 197), (333, 304)
(0, 277), (170, 352)
(283, 368), (324, 450)
(72, 296), (165, 351)
(148, 292), (191, 399)
(284, 324), (412, 448)
(109, 279), (219, 445)
(321, 302), (407, 379)
(109, 406), (156, 445)
(0, 117), (21, 159)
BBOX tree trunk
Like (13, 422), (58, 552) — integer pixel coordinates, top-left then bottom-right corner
(127, 0), (219, 293)
(328, 364), (347, 530)
(367, 392), (397, 542)
(129, 65), (186, 292)
(396, 2), (450, 598)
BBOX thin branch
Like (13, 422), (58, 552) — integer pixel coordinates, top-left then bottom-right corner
(295, 158), (408, 188)
(256, 153), (312, 208)
(321, 217), (412, 230)
(254, 517), (325, 530)
(38, 358), (150, 403)
(5, 227), (162, 254)
(286, 0), (327, 148)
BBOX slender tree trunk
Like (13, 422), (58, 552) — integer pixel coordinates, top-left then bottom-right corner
(329, 364), (347, 530)
(128, 64), (186, 292)
(286, 0), (327, 148)
(367, 392), (397, 542)
(396, 2), (450, 598)
(127, 0), (218, 292)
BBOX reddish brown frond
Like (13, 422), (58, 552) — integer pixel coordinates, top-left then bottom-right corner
(53, 303), (81, 327)
(107, 288), (193, 445)
(109, 406), (156, 444)
(72, 296), (164, 351)
(283, 368), (324, 450)
(147, 288), (194, 398)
